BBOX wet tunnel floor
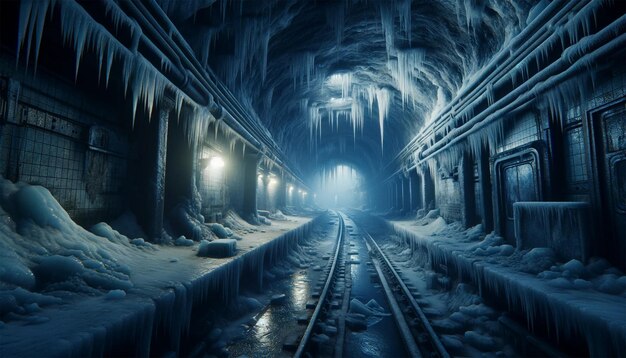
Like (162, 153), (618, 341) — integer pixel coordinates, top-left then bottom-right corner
(194, 214), (407, 357)
(342, 219), (407, 358)
(198, 219), (339, 357)
(191, 211), (551, 357)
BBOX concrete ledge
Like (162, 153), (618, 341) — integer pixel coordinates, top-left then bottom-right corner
(388, 219), (626, 357)
(0, 214), (326, 357)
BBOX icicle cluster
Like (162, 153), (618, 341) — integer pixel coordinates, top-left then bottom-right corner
(16, 0), (242, 150)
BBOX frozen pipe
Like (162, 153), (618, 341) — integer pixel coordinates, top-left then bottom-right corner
(388, 0), (619, 180)
(208, 103), (306, 191)
(211, 103), (264, 150)
(148, 0), (288, 161)
(123, 0), (286, 164)
(427, 0), (577, 137)
(430, 0), (583, 131)
(96, 0), (211, 105)
(396, 0), (588, 161)
(140, 0), (289, 161)
(420, 18), (626, 163)
(127, 0), (305, 186)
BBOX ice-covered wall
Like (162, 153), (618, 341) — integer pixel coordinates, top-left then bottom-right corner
(0, 55), (128, 225)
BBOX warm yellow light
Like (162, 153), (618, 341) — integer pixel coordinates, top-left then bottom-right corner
(269, 178), (278, 185)
(258, 174), (264, 179)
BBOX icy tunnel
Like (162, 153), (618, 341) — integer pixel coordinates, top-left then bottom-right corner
(0, 0), (625, 357)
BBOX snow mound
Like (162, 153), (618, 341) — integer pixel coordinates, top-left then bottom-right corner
(0, 178), (142, 319)
(258, 216), (272, 226)
(174, 236), (194, 246)
(520, 247), (556, 274)
(222, 210), (256, 232)
(464, 330), (497, 351)
(210, 223), (233, 238)
(169, 203), (212, 241)
(268, 210), (288, 221)
(105, 289), (126, 300)
(90, 222), (130, 245)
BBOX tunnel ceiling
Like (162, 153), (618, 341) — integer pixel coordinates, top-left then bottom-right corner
(157, 0), (540, 180)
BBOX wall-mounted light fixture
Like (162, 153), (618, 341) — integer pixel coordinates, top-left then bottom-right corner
(209, 156), (225, 168)
(269, 177), (278, 185)
(202, 156), (225, 170)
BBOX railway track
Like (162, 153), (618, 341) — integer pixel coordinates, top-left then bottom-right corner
(362, 227), (450, 358)
(291, 211), (449, 358)
(292, 211), (347, 357)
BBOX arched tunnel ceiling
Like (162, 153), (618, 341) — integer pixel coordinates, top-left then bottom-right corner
(157, 0), (540, 180)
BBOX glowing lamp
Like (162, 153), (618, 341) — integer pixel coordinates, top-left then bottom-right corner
(210, 157), (224, 168)
(203, 156), (225, 169)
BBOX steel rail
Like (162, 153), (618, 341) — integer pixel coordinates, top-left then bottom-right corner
(363, 229), (450, 358)
(294, 212), (345, 358)
(363, 236), (422, 358)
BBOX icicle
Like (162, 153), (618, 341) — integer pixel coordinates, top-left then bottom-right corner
(486, 82), (494, 106)
(398, 0), (412, 43)
(175, 91), (184, 121)
(375, 87), (391, 153)
(380, 3), (395, 59)
(326, 3), (345, 45)
(104, 40), (116, 88)
(17, 0), (54, 74)
(342, 73), (352, 98)
(392, 48), (424, 106)
(350, 97), (364, 142)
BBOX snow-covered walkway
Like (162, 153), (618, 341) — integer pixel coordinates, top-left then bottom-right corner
(0, 180), (318, 357)
(388, 218), (626, 357)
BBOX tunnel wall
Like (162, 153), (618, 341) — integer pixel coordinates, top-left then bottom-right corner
(0, 56), (130, 226)
(413, 65), (626, 268)
(197, 145), (228, 222)
(435, 171), (463, 222)
(387, 2), (626, 270)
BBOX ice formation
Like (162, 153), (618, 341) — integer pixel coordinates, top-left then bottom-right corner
(0, 178), (138, 317)
(0, 176), (327, 356)
(383, 214), (626, 357)
(151, 0), (541, 179)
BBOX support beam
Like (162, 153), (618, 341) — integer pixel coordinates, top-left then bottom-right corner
(242, 153), (262, 223)
(478, 147), (494, 232)
(460, 154), (476, 228)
